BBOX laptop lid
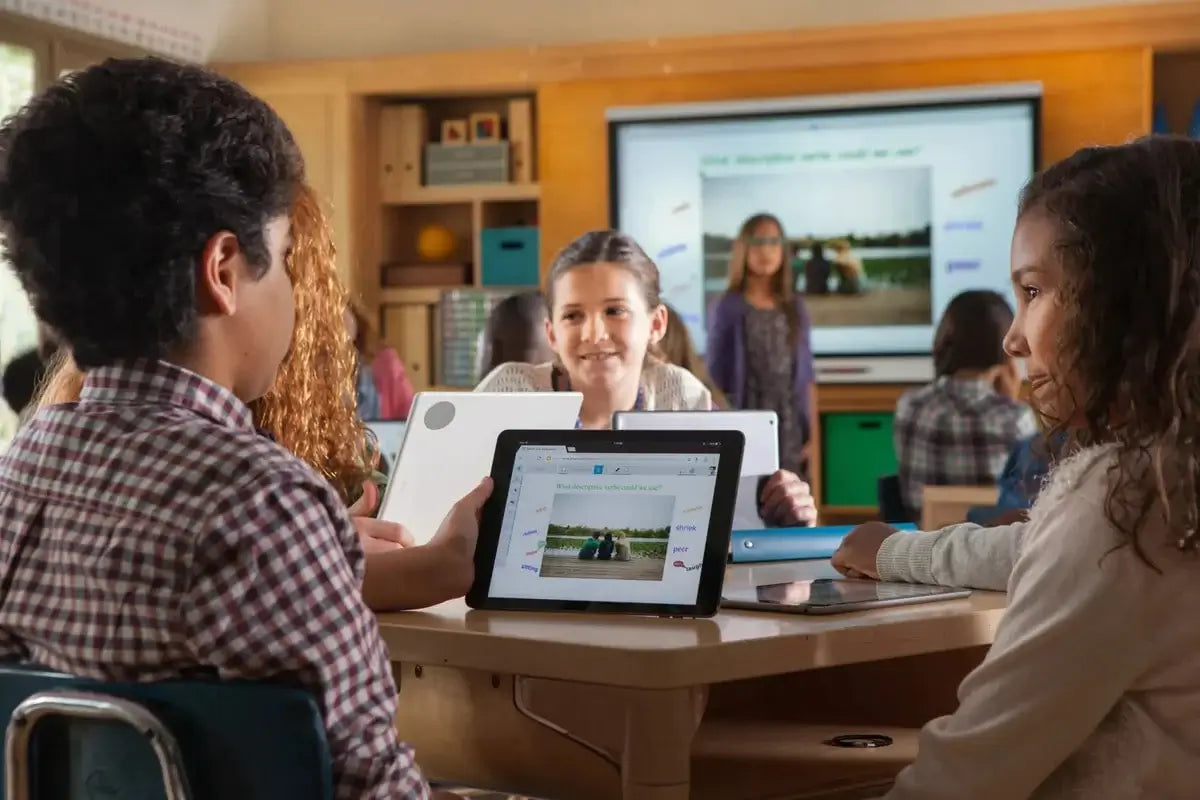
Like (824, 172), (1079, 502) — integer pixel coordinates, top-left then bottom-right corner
(378, 391), (583, 545)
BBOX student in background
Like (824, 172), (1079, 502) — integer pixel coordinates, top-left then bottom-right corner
(0, 58), (479, 800)
(834, 136), (1200, 798)
(707, 213), (817, 477)
(2, 322), (60, 427)
(346, 298), (414, 421)
(894, 289), (1038, 517)
(659, 303), (728, 408)
(2, 348), (45, 423)
(478, 229), (817, 527)
(995, 434), (1051, 509)
(476, 289), (553, 380)
(965, 433), (1054, 526)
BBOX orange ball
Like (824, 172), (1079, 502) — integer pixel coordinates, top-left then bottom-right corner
(416, 225), (456, 262)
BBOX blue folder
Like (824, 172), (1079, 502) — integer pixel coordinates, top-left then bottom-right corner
(729, 523), (917, 563)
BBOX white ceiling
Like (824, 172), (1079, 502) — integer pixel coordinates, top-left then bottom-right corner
(211, 0), (1168, 63)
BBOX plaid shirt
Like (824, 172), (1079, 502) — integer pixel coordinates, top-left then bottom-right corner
(894, 376), (1039, 514)
(0, 360), (427, 800)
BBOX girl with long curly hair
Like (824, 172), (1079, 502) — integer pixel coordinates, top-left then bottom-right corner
(37, 183), (482, 611)
(833, 136), (1200, 798)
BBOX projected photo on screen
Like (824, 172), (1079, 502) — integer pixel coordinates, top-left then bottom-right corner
(701, 166), (933, 329)
(608, 85), (1040, 359)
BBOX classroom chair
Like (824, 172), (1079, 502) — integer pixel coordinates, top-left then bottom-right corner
(0, 663), (332, 800)
(876, 475), (910, 524)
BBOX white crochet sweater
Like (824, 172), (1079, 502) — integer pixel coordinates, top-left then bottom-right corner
(475, 361), (712, 417)
(876, 445), (1200, 799)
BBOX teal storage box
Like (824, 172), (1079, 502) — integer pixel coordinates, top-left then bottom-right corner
(481, 227), (539, 286)
(822, 412), (898, 507)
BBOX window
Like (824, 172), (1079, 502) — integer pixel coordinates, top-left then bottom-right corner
(0, 42), (39, 446)
(0, 15), (137, 443)
(0, 43), (35, 119)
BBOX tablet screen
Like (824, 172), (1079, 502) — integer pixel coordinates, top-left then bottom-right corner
(484, 440), (726, 607)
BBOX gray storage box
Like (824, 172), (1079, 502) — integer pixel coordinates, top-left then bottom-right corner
(425, 142), (509, 185)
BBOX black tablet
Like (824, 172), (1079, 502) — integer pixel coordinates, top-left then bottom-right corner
(467, 429), (745, 617)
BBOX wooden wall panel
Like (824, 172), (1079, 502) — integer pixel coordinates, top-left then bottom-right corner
(537, 47), (1152, 265)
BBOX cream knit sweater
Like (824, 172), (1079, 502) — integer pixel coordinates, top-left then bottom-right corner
(875, 445), (1200, 798)
(475, 361), (712, 415)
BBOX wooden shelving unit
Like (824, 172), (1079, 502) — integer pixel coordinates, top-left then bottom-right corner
(372, 92), (541, 391)
(384, 182), (541, 205)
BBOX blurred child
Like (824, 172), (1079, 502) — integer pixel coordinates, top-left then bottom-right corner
(894, 289), (1038, 517)
(659, 303), (728, 408)
(476, 290), (552, 379)
(346, 299), (414, 420)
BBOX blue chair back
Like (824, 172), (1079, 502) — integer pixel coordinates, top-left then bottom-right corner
(0, 663), (332, 800)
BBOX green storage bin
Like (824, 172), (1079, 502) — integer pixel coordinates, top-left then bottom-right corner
(822, 412), (898, 507)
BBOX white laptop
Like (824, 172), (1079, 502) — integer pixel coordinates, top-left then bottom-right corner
(612, 409), (781, 530)
(378, 391), (583, 544)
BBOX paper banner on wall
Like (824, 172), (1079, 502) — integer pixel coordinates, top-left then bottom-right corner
(0, 0), (211, 61)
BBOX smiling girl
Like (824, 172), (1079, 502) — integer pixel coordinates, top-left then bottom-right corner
(833, 136), (1200, 798)
(477, 230), (708, 424)
(478, 229), (818, 526)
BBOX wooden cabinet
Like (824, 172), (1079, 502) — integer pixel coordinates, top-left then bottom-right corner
(251, 89), (359, 292)
(382, 302), (434, 392)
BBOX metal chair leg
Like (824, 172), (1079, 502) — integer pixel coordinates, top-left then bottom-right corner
(5, 690), (193, 800)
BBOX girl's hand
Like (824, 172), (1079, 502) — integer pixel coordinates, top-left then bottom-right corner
(348, 480), (413, 553)
(759, 470), (818, 527)
(831, 521), (897, 580)
(994, 358), (1023, 400)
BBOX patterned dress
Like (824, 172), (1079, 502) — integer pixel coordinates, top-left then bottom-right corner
(744, 306), (807, 475)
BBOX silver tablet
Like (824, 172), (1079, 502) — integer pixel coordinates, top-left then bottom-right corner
(721, 578), (971, 615)
(612, 410), (779, 477)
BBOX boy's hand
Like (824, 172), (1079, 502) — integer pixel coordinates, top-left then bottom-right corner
(428, 478), (494, 597)
(831, 521), (898, 580)
(348, 480), (413, 553)
(759, 470), (818, 527)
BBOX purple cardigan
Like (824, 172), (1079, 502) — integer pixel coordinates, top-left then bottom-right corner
(706, 292), (816, 430)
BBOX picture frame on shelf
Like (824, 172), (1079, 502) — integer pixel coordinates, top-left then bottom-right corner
(469, 112), (502, 143)
(441, 119), (468, 145)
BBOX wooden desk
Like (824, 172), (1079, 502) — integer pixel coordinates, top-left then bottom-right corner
(378, 562), (1006, 800)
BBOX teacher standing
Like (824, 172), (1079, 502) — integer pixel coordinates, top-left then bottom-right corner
(706, 213), (817, 477)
